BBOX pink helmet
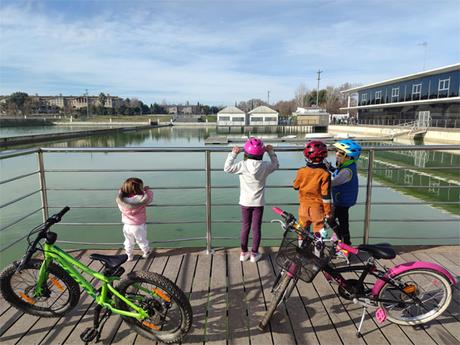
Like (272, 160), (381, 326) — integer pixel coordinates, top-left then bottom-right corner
(304, 140), (328, 163)
(244, 137), (265, 159)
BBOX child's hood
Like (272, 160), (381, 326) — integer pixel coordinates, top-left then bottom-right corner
(116, 189), (153, 209)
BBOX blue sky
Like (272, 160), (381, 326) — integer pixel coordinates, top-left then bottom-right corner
(1, 0), (459, 105)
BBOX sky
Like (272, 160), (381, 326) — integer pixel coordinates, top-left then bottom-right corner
(0, 0), (459, 106)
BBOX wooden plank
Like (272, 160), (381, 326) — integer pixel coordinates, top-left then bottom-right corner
(185, 251), (211, 344)
(397, 252), (460, 344)
(242, 249), (273, 345)
(312, 272), (366, 345)
(205, 251), (227, 345)
(227, 248), (250, 345)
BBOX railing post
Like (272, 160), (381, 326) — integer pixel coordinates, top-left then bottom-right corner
(363, 149), (374, 244)
(37, 150), (49, 221)
(205, 150), (213, 254)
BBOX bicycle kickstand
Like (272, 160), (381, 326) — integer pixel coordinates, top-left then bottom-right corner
(356, 306), (367, 338)
(80, 306), (112, 344)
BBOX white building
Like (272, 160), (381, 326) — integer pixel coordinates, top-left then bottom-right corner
(248, 106), (278, 125)
(217, 106), (246, 126)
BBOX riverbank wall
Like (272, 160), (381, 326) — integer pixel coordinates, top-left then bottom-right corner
(328, 125), (460, 144)
(0, 124), (169, 148)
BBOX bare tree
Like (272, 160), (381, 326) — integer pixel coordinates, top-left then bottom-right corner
(294, 83), (309, 108)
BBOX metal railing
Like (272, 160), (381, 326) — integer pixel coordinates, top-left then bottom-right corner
(0, 145), (459, 254)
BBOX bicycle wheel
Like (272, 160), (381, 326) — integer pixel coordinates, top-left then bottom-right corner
(258, 272), (293, 331)
(378, 269), (452, 325)
(116, 271), (192, 344)
(0, 259), (80, 317)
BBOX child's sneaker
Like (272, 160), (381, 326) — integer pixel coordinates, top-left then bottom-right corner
(250, 252), (262, 263)
(142, 249), (151, 259)
(240, 252), (250, 262)
(127, 255), (134, 262)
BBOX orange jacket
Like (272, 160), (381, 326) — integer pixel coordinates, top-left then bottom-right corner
(293, 163), (332, 215)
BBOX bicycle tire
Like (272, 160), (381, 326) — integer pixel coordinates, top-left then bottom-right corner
(378, 269), (452, 325)
(0, 259), (80, 317)
(116, 271), (192, 344)
(258, 272), (292, 331)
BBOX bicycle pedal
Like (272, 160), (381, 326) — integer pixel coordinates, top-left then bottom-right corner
(80, 327), (99, 343)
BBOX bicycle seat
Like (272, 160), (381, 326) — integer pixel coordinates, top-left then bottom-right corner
(357, 243), (396, 259)
(89, 253), (128, 268)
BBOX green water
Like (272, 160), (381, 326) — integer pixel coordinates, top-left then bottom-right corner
(0, 127), (459, 268)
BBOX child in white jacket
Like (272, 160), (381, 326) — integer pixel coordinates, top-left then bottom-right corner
(224, 137), (279, 263)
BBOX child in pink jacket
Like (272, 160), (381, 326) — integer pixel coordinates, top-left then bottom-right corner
(116, 177), (153, 261)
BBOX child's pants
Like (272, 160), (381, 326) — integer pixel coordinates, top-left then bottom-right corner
(334, 206), (351, 245)
(123, 224), (150, 256)
(298, 203), (325, 232)
(240, 206), (264, 254)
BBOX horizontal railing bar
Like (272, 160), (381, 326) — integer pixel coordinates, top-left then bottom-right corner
(0, 148), (39, 160)
(0, 207), (43, 233)
(49, 218), (459, 227)
(0, 233), (29, 253)
(40, 166), (460, 174)
(57, 237), (206, 245)
(47, 187), (205, 191)
(0, 190), (41, 209)
(45, 168), (205, 173)
(37, 145), (460, 153)
(52, 235), (460, 246)
(0, 171), (39, 185)
(47, 201), (460, 210)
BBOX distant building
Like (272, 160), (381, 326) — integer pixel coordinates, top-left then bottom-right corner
(293, 107), (329, 126)
(29, 94), (123, 113)
(217, 106), (246, 126)
(248, 106), (278, 125)
(341, 63), (460, 127)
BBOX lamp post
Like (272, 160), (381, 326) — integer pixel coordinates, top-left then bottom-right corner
(85, 89), (89, 119)
(316, 70), (323, 106)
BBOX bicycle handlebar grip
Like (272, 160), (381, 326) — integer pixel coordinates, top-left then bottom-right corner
(337, 242), (359, 255)
(272, 207), (284, 216)
(56, 206), (70, 218)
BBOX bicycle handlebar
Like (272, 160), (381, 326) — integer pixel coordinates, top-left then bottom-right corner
(16, 207), (70, 272)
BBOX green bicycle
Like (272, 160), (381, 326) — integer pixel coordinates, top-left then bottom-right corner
(0, 207), (193, 344)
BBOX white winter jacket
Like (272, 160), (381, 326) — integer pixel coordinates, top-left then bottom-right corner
(224, 151), (279, 207)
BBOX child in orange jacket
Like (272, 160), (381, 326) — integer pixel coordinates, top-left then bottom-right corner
(293, 141), (331, 237)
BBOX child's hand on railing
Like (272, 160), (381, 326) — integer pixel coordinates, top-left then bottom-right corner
(232, 146), (240, 154)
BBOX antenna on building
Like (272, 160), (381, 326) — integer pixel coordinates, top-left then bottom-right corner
(417, 41), (428, 70)
(316, 70), (323, 106)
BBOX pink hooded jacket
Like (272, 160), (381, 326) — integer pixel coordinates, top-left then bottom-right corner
(116, 188), (153, 225)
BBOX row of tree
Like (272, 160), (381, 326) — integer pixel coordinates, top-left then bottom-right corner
(1, 83), (356, 117)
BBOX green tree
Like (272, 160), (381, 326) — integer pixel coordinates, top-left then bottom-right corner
(306, 89), (327, 107)
(7, 92), (29, 115)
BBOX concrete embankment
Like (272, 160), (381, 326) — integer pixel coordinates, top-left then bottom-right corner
(328, 125), (460, 144)
(0, 124), (169, 147)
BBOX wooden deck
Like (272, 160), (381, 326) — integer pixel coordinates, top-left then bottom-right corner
(1, 246), (459, 345)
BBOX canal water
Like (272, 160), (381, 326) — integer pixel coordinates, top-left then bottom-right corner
(0, 126), (459, 267)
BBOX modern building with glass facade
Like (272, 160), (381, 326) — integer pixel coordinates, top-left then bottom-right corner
(341, 64), (460, 127)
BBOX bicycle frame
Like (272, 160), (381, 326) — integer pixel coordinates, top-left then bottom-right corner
(36, 242), (149, 320)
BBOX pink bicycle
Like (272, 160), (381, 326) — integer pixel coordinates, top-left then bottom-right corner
(258, 207), (457, 337)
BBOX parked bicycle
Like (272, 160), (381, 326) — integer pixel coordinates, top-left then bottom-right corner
(258, 207), (456, 336)
(0, 207), (193, 344)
